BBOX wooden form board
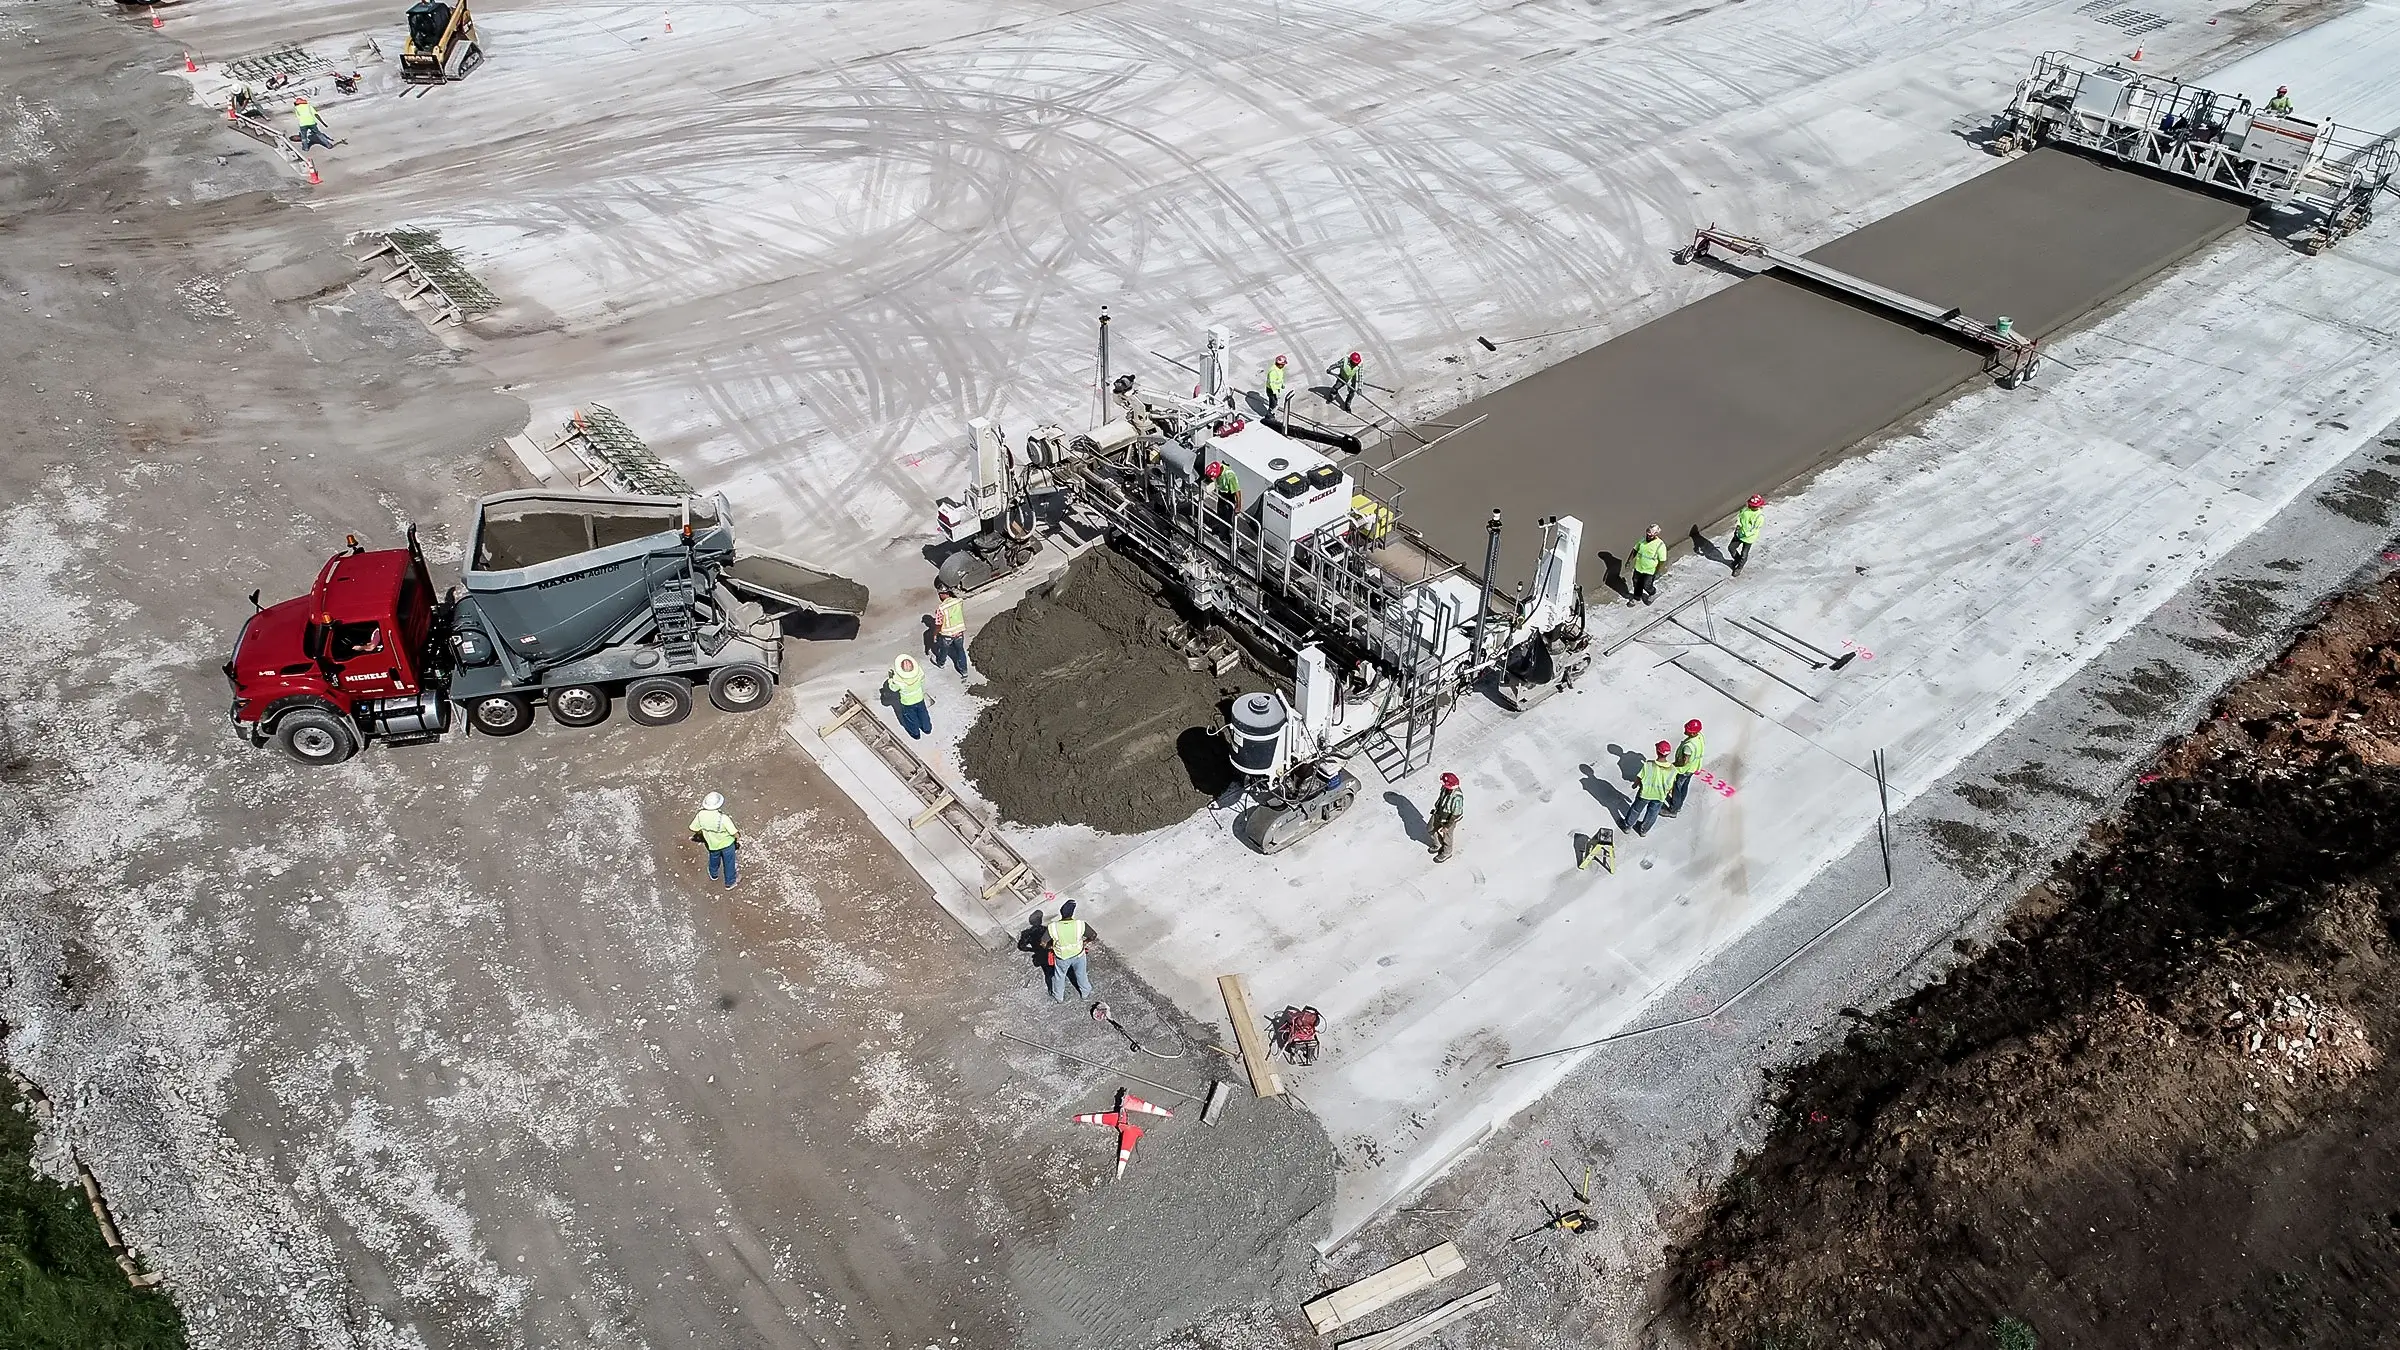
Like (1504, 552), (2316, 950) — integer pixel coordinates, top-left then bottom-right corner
(1334, 1281), (1502, 1349)
(1302, 1242), (1466, 1334)
(1217, 973), (1283, 1099)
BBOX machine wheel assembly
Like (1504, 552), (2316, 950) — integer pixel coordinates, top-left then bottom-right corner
(625, 676), (694, 726)
(547, 684), (611, 727)
(469, 693), (535, 737)
(707, 663), (775, 713)
(273, 706), (359, 766)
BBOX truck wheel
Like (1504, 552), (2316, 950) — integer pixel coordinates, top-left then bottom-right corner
(274, 707), (359, 766)
(547, 684), (611, 728)
(625, 676), (694, 727)
(469, 694), (535, 737)
(707, 663), (775, 713)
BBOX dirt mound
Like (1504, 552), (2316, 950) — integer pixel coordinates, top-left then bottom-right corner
(1670, 575), (2400, 1349)
(961, 547), (1248, 832)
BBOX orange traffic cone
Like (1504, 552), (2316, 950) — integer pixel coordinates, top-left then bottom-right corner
(1071, 1110), (1122, 1128)
(1119, 1093), (1173, 1119)
(151, 13), (164, 29)
(2129, 47), (2143, 61)
(225, 102), (236, 120)
(306, 160), (322, 185)
(1115, 1121), (1145, 1177)
(664, 15), (673, 32)
(184, 52), (198, 72)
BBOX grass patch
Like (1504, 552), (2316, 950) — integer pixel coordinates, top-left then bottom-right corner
(1, 1074), (185, 1349)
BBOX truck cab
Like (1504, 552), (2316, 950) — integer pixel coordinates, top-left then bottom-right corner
(225, 532), (449, 765)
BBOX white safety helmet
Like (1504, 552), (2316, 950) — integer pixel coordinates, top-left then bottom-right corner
(701, 791), (725, 810)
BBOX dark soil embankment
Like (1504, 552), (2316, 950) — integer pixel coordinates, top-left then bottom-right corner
(961, 548), (1247, 832)
(1672, 574), (2400, 1348)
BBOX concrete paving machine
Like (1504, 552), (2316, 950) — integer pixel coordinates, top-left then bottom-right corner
(400, 0), (483, 84)
(225, 491), (866, 766)
(1997, 50), (2397, 253)
(934, 417), (1060, 594)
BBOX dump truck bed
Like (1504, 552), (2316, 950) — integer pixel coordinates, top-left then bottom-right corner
(725, 550), (870, 617)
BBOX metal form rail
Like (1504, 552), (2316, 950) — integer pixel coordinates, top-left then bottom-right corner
(224, 109), (316, 179)
(817, 691), (1043, 943)
(1999, 50), (2396, 253)
(506, 405), (694, 496)
(357, 228), (501, 325)
(1680, 225), (2044, 386)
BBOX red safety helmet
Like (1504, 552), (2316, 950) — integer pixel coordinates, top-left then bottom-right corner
(1655, 741), (1674, 757)
(2276, 85), (2288, 94)
(1273, 354), (1287, 367)
(1685, 719), (1703, 735)
(1747, 494), (1765, 508)
(1348, 351), (1362, 364)
(1440, 772), (1459, 788)
(1203, 461), (1223, 479)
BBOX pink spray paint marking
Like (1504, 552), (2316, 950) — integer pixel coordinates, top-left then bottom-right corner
(1841, 640), (1874, 661)
(1696, 771), (1737, 799)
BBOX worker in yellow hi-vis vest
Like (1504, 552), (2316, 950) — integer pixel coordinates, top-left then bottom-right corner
(688, 791), (739, 888)
(1045, 898), (1098, 1002)
(1622, 741), (1676, 837)
(933, 585), (970, 676)
(1627, 524), (1667, 606)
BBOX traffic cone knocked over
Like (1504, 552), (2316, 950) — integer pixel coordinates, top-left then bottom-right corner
(1119, 1092), (1173, 1119)
(1071, 1110), (1122, 1128)
(1114, 1121), (1144, 1177)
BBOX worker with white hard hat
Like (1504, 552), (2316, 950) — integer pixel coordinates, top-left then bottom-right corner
(688, 791), (739, 889)
(886, 654), (932, 739)
(1627, 524), (1667, 606)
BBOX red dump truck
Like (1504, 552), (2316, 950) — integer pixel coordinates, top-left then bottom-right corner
(225, 490), (866, 765)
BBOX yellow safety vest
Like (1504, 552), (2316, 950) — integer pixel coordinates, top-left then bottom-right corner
(1632, 537), (1667, 575)
(1047, 918), (1085, 959)
(1265, 365), (1286, 397)
(1637, 759), (1675, 801)
(295, 104), (320, 128)
(1675, 733), (1705, 775)
(887, 660), (926, 705)
(1734, 506), (1761, 543)
(688, 809), (737, 850)
(937, 596), (966, 637)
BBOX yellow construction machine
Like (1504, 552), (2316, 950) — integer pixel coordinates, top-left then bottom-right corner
(400, 0), (484, 84)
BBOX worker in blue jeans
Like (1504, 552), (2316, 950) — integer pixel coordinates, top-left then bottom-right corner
(1045, 900), (1096, 1002)
(1623, 741), (1676, 837)
(688, 791), (738, 888)
(887, 654), (932, 738)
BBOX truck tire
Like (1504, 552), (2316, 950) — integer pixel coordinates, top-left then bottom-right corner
(547, 684), (611, 727)
(274, 706), (359, 766)
(707, 663), (775, 713)
(468, 693), (535, 737)
(625, 676), (693, 727)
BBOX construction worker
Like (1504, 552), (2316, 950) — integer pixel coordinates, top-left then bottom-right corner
(1206, 459), (1241, 506)
(688, 791), (739, 889)
(933, 585), (970, 676)
(1045, 899), (1097, 1002)
(1666, 719), (1705, 816)
(1623, 741), (1676, 837)
(1627, 524), (1667, 605)
(1331, 351), (1364, 412)
(1427, 772), (1464, 861)
(292, 96), (336, 152)
(1729, 495), (1764, 575)
(1264, 354), (1288, 415)
(2266, 85), (2295, 115)
(886, 654), (931, 739)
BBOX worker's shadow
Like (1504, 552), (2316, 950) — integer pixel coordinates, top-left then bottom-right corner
(1385, 791), (1428, 845)
(1594, 551), (1630, 599)
(1016, 910), (1054, 977)
(1582, 757), (1634, 818)
(1687, 526), (1728, 566)
(919, 614), (940, 660)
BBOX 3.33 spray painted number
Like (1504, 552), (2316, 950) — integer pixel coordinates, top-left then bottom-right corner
(1696, 771), (1737, 799)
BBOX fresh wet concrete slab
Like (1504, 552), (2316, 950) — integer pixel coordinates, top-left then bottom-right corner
(1382, 150), (2250, 586)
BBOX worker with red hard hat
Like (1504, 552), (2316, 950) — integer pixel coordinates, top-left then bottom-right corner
(1624, 741), (1676, 837)
(1264, 354), (1289, 415)
(1729, 494), (1766, 576)
(1332, 350), (1365, 413)
(2266, 85), (2294, 115)
(1427, 771), (1465, 862)
(1667, 719), (1706, 816)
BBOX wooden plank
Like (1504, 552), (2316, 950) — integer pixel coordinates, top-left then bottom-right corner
(816, 696), (867, 738)
(979, 860), (1028, 901)
(1218, 973), (1283, 1100)
(1334, 1281), (1501, 1350)
(1303, 1242), (1465, 1334)
(907, 790), (955, 831)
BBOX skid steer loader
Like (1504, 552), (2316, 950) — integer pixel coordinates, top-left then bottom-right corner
(400, 0), (484, 84)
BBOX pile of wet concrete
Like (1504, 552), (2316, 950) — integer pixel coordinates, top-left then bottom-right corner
(960, 547), (1250, 833)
